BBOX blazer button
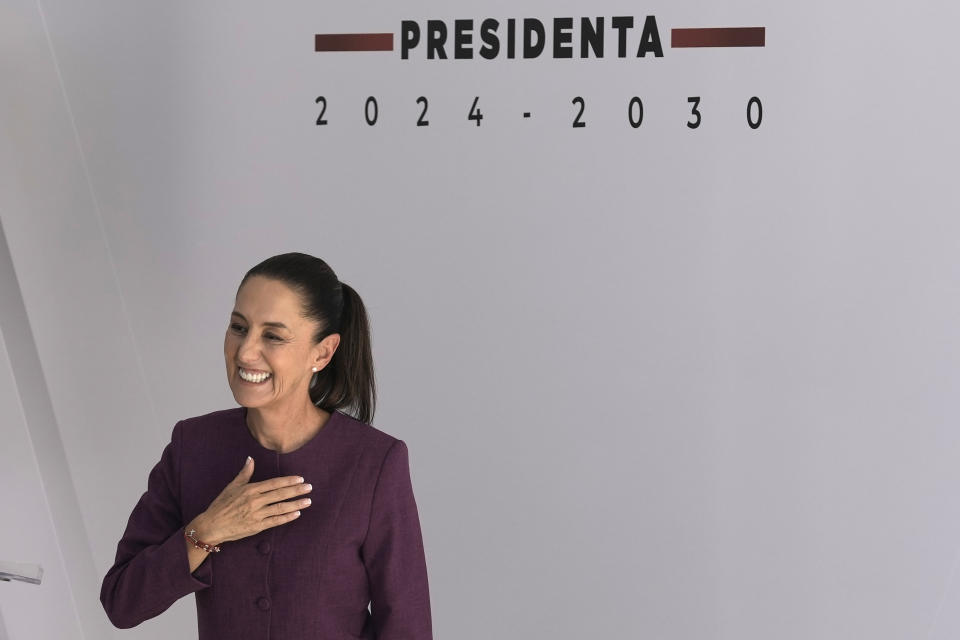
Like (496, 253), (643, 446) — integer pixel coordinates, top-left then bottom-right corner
(257, 540), (272, 555)
(256, 596), (271, 611)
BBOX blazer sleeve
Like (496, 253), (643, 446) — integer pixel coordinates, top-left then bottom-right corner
(100, 420), (213, 629)
(361, 439), (434, 639)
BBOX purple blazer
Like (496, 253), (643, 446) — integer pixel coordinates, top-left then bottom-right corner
(100, 407), (433, 639)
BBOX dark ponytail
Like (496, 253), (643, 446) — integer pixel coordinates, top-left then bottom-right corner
(239, 253), (376, 424)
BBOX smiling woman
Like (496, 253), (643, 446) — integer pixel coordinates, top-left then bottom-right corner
(100, 252), (433, 640)
(224, 275), (348, 453)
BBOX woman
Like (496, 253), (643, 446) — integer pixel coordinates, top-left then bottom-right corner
(100, 253), (433, 639)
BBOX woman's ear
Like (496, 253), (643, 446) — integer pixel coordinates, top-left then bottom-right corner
(312, 333), (341, 371)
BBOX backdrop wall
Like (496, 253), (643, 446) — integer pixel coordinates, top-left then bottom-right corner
(2, 1), (960, 639)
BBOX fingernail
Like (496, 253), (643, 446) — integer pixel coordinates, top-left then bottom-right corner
(295, 511), (301, 516)
(298, 476), (304, 483)
(246, 456), (252, 464)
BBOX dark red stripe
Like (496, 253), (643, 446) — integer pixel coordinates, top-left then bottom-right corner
(671, 27), (765, 48)
(314, 33), (394, 52)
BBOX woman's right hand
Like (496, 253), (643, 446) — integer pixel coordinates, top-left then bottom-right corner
(187, 456), (312, 546)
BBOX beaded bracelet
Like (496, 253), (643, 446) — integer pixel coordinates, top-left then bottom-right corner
(185, 528), (222, 553)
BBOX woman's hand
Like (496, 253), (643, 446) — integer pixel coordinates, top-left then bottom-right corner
(187, 456), (312, 547)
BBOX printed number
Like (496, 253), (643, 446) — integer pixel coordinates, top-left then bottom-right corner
(747, 97), (762, 129)
(315, 96), (328, 126)
(416, 97), (429, 126)
(572, 97), (586, 128)
(628, 97), (644, 128)
(365, 97), (378, 126)
(687, 97), (701, 129)
(468, 97), (483, 126)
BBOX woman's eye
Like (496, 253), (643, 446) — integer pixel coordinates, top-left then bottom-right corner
(230, 324), (282, 342)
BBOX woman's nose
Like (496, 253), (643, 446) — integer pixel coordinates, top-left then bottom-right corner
(237, 334), (260, 362)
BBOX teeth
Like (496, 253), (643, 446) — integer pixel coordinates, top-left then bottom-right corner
(239, 368), (272, 383)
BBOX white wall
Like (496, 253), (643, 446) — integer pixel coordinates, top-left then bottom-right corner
(0, 1), (154, 637)
(3, 1), (960, 639)
(0, 224), (87, 640)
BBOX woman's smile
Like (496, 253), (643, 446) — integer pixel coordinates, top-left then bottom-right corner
(238, 367), (272, 384)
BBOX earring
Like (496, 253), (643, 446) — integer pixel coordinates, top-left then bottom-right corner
(312, 367), (318, 372)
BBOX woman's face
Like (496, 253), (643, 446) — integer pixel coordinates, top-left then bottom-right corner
(224, 276), (339, 410)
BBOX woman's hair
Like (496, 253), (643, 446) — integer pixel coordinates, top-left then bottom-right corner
(238, 252), (376, 424)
